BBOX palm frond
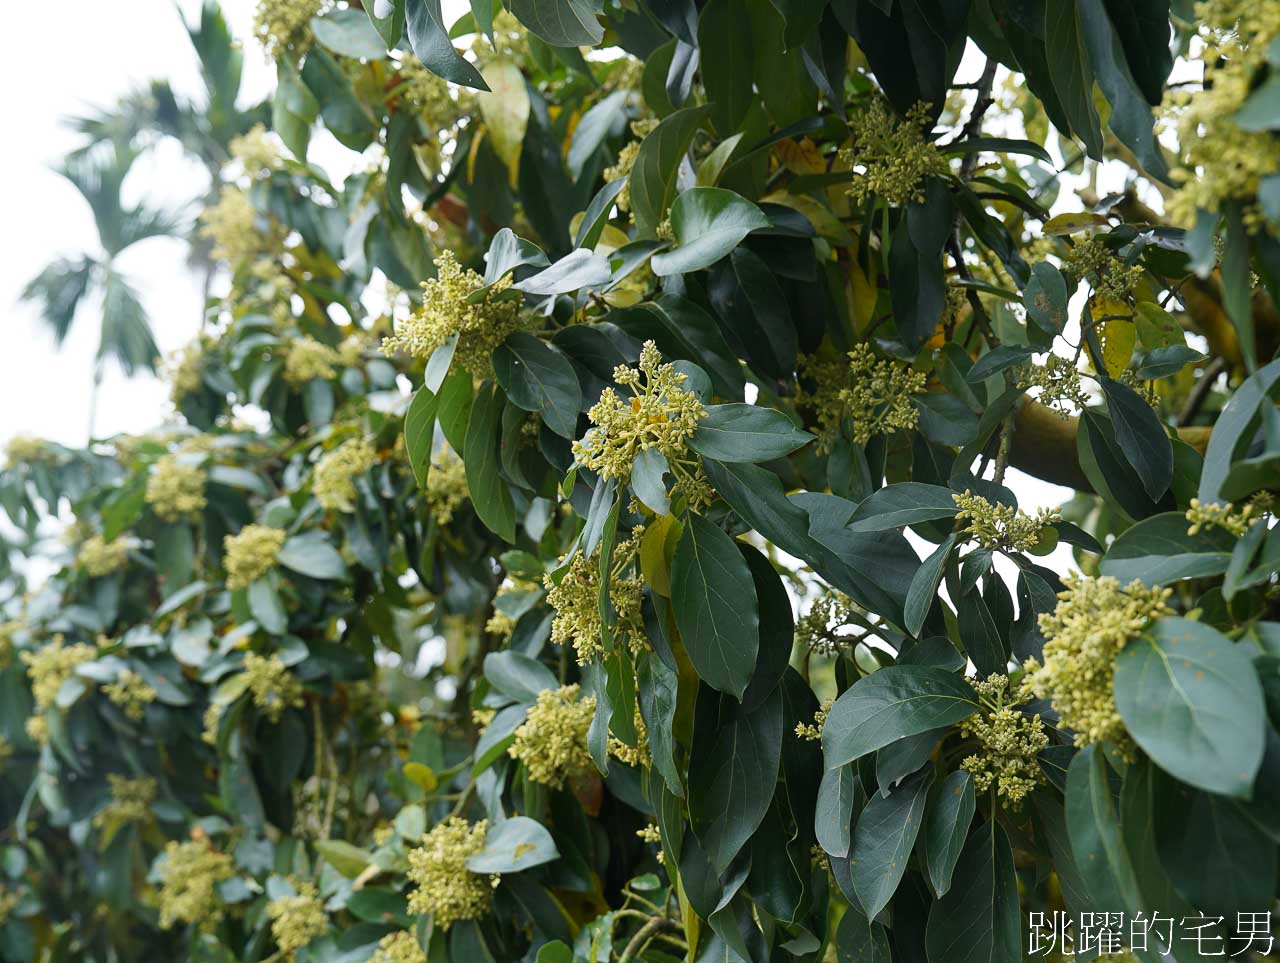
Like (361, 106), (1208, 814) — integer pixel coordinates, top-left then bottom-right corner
(98, 270), (159, 377)
(20, 256), (98, 346)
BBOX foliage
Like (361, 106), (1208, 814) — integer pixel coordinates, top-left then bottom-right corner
(4, 1), (1280, 961)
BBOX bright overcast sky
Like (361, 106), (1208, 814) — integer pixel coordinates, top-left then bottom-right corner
(2, 0), (1078, 573)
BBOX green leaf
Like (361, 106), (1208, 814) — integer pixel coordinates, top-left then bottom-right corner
(848, 767), (933, 918)
(311, 8), (388, 59)
(278, 532), (346, 580)
(836, 908), (891, 963)
(466, 816), (559, 873)
(1100, 378), (1174, 501)
(1100, 511), (1236, 584)
(507, 0), (604, 47)
(629, 106), (710, 237)
(492, 332), (582, 439)
(365, 0), (405, 46)
(698, 0), (754, 135)
(966, 345), (1036, 383)
(923, 821), (1021, 963)
(671, 513), (761, 698)
(822, 665), (979, 768)
(650, 187), (770, 276)
(923, 770), (976, 898)
(247, 578), (287, 635)
(1200, 357), (1280, 503)
(1065, 746), (1145, 915)
(688, 683), (784, 873)
(273, 60), (318, 161)
(463, 382), (516, 542)
(845, 483), (959, 533)
(568, 91), (628, 178)
(315, 839), (374, 878)
(483, 651), (558, 703)
(688, 403), (812, 462)
(630, 448), (671, 515)
(1024, 261), (1069, 335)
(1076, 0), (1170, 181)
(905, 533), (956, 638)
(1115, 617), (1266, 798)
(514, 249), (611, 295)
(405, 0), (489, 90)
(404, 384), (437, 491)
(1044, 1), (1105, 159)
(941, 136), (1053, 165)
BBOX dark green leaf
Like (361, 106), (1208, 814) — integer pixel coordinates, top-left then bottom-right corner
(1100, 378), (1174, 501)
(845, 483), (958, 533)
(1101, 511), (1235, 584)
(822, 665), (979, 768)
(650, 188), (771, 275)
(849, 767), (933, 918)
(508, 0), (604, 47)
(404, 384), (437, 491)
(671, 513), (761, 698)
(688, 403), (812, 462)
(629, 106), (710, 237)
(492, 332), (582, 438)
(463, 382), (516, 542)
(923, 770), (976, 898)
(905, 533), (956, 638)
(1115, 617), (1266, 798)
(278, 532), (346, 580)
(924, 821), (1020, 963)
(405, 0), (489, 90)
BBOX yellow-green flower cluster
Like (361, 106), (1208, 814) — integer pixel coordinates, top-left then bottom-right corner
(1064, 236), (1145, 303)
(1023, 575), (1173, 752)
(509, 684), (597, 788)
(799, 345), (926, 451)
(1017, 355), (1088, 416)
(22, 635), (96, 710)
(602, 119), (660, 214)
(952, 490), (1061, 553)
(608, 707), (651, 767)
(0, 887), (18, 926)
(230, 123), (282, 177)
(243, 652), (304, 721)
(201, 185), (281, 267)
(267, 880), (328, 958)
(796, 589), (859, 655)
(573, 341), (711, 509)
(381, 251), (523, 377)
(1164, 0), (1280, 227)
(406, 817), (496, 930)
(224, 524), (286, 590)
(959, 673), (1048, 808)
(396, 55), (466, 128)
(314, 437), (377, 512)
(253, 0), (323, 60)
(545, 534), (646, 665)
(146, 455), (208, 521)
(283, 336), (341, 386)
(157, 836), (234, 929)
(4, 434), (52, 469)
(426, 445), (470, 525)
(795, 699), (833, 742)
(93, 774), (157, 829)
(1185, 495), (1271, 536)
(103, 670), (158, 721)
(471, 11), (529, 67)
(165, 339), (206, 405)
(77, 534), (129, 577)
(370, 932), (428, 963)
(842, 100), (949, 206)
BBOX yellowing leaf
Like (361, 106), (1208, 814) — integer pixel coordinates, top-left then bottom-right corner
(640, 514), (675, 596)
(1093, 296), (1136, 378)
(403, 762), (438, 792)
(762, 191), (853, 245)
(1134, 301), (1186, 350)
(775, 137), (825, 175)
(478, 59), (530, 186)
(1043, 212), (1110, 236)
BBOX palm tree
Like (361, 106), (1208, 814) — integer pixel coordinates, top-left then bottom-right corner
(22, 1), (271, 437)
(21, 141), (183, 437)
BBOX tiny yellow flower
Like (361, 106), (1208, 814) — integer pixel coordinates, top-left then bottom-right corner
(406, 817), (496, 930)
(157, 836), (234, 929)
(314, 437), (377, 512)
(509, 684), (597, 788)
(146, 455), (208, 522)
(267, 879), (328, 958)
(283, 336), (341, 386)
(243, 652), (304, 722)
(223, 524), (286, 590)
(77, 534), (130, 577)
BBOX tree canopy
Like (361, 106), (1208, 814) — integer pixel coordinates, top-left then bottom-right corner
(3, 0), (1280, 961)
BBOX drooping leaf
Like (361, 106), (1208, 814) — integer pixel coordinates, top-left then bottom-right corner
(651, 188), (771, 276)
(671, 512), (761, 698)
(688, 403), (813, 462)
(492, 332), (583, 438)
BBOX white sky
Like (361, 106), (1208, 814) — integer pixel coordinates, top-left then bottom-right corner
(2, 1), (1078, 575)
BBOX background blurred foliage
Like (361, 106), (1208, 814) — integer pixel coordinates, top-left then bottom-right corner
(3, 0), (1280, 961)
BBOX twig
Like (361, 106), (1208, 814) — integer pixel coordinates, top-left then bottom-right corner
(619, 916), (682, 963)
(1178, 356), (1228, 426)
(958, 58), (998, 182)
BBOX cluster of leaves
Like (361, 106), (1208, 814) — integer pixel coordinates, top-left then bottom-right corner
(4, 0), (1280, 962)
